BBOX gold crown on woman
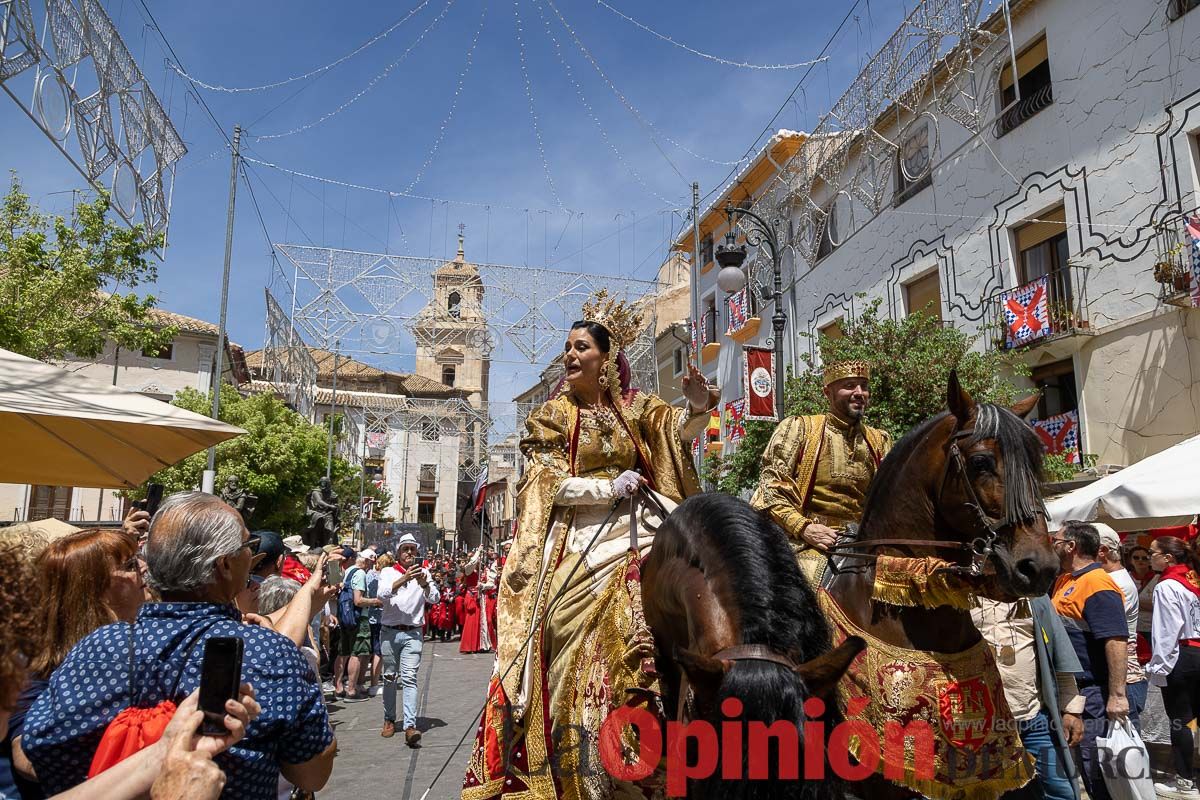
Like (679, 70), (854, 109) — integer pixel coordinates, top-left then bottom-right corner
(822, 359), (872, 387)
(580, 289), (644, 351)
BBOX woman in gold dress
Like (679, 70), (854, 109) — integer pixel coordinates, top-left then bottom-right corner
(462, 291), (718, 800)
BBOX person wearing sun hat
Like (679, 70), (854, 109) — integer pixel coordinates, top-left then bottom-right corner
(750, 358), (892, 586)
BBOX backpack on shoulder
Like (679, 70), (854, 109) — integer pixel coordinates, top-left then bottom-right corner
(337, 566), (362, 628)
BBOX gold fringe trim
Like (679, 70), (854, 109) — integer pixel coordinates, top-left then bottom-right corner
(871, 554), (977, 610)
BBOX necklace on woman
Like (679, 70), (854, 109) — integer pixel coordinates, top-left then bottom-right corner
(580, 399), (618, 428)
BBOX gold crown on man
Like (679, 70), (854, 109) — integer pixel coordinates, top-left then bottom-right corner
(823, 359), (872, 387)
(581, 289), (644, 351)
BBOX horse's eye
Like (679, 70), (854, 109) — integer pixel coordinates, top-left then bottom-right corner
(968, 453), (996, 473)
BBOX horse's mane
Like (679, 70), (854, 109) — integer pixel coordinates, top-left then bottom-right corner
(657, 493), (838, 799)
(860, 404), (1046, 534)
(659, 493), (830, 663)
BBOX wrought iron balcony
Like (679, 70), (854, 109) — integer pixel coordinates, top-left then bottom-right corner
(995, 82), (1054, 138)
(1151, 207), (1200, 308)
(983, 264), (1091, 351)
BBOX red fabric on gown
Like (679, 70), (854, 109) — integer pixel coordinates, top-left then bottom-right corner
(459, 571), (486, 653)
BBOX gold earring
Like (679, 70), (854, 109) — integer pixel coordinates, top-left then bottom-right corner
(598, 364), (610, 390)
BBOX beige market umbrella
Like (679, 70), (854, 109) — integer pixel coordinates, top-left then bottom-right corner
(0, 347), (245, 488)
(1046, 433), (1200, 532)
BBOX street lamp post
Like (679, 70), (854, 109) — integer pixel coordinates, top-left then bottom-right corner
(715, 203), (787, 420)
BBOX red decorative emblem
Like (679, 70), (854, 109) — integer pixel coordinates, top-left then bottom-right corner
(937, 677), (995, 751)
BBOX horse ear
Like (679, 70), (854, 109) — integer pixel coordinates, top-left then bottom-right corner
(1009, 391), (1040, 419)
(794, 636), (865, 697)
(675, 647), (730, 693)
(947, 369), (975, 427)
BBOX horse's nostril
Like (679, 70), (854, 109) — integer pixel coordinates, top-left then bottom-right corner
(1015, 558), (1040, 585)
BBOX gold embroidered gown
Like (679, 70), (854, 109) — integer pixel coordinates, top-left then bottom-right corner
(462, 391), (707, 800)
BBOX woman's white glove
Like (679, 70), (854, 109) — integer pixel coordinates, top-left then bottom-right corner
(610, 470), (642, 499)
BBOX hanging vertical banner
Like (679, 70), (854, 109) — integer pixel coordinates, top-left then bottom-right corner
(690, 318), (698, 357)
(727, 289), (749, 334)
(725, 398), (747, 442)
(743, 346), (777, 421)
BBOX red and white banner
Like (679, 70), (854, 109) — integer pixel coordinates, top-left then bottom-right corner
(743, 346), (777, 421)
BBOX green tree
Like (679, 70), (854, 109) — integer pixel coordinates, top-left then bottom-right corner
(0, 174), (173, 361)
(128, 385), (391, 534)
(706, 301), (1035, 494)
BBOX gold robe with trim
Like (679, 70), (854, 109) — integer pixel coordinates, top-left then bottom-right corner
(750, 412), (891, 581)
(463, 390), (709, 800)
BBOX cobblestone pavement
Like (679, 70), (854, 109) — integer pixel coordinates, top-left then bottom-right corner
(323, 638), (494, 800)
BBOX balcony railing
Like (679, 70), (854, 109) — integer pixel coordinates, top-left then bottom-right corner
(984, 264), (1091, 351)
(995, 82), (1054, 138)
(1151, 208), (1200, 308)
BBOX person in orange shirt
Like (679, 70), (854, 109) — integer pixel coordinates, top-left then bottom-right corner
(1051, 520), (1131, 800)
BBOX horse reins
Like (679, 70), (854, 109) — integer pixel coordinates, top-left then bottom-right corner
(823, 427), (1005, 578)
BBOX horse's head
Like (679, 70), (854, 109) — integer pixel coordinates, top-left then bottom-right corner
(937, 371), (1058, 597)
(674, 636), (864, 721)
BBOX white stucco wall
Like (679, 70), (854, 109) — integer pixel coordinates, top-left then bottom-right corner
(695, 0), (1200, 468)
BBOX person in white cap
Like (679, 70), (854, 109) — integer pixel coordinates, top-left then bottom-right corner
(1095, 524), (1149, 725)
(375, 533), (439, 745)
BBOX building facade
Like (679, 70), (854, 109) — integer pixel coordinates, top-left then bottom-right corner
(682, 0), (1200, 472)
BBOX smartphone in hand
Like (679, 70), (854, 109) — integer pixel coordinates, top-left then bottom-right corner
(198, 636), (244, 735)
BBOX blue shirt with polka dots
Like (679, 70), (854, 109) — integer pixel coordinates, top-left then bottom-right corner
(22, 602), (334, 799)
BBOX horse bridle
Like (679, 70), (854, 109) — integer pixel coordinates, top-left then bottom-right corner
(673, 645), (800, 723)
(824, 427), (1005, 578)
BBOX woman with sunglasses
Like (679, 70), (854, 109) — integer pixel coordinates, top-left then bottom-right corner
(1124, 544), (1157, 664)
(1146, 536), (1200, 799)
(7, 528), (145, 797)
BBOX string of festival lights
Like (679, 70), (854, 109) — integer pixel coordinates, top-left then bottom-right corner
(530, 0), (682, 207)
(541, 0), (752, 169)
(540, 0), (689, 186)
(594, 0), (832, 72)
(512, 0), (566, 210)
(402, 0), (490, 193)
(252, 0), (457, 140)
(169, 0), (433, 93)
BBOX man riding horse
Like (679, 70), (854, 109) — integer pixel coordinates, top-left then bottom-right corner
(751, 359), (892, 586)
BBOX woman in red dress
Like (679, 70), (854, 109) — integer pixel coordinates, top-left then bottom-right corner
(459, 547), (490, 653)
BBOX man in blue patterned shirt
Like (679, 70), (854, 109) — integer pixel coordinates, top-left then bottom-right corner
(22, 491), (337, 799)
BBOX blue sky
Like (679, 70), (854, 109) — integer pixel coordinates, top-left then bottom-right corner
(1, 0), (908, 397)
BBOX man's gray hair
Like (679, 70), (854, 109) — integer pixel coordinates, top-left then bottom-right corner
(144, 491), (245, 594)
(258, 576), (302, 616)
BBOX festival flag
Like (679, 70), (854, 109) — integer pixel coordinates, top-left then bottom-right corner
(727, 289), (749, 334)
(725, 398), (747, 442)
(1186, 216), (1200, 308)
(1001, 275), (1051, 348)
(690, 318), (698, 357)
(366, 431), (389, 449)
(691, 436), (702, 461)
(743, 346), (777, 421)
(1032, 410), (1081, 465)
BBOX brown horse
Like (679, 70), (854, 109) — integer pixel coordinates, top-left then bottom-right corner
(641, 491), (864, 800)
(822, 372), (1058, 800)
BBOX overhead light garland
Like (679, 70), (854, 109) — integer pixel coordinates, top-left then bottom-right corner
(169, 0), (434, 93)
(530, 0), (682, 206)
(594, 0), (831, 72)
(253, 0), (457, 141)
(512, 0), (566, 210)
(403, 0), (490, 193)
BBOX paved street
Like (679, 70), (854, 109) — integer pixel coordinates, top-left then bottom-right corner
(324, 640), (494, 800)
